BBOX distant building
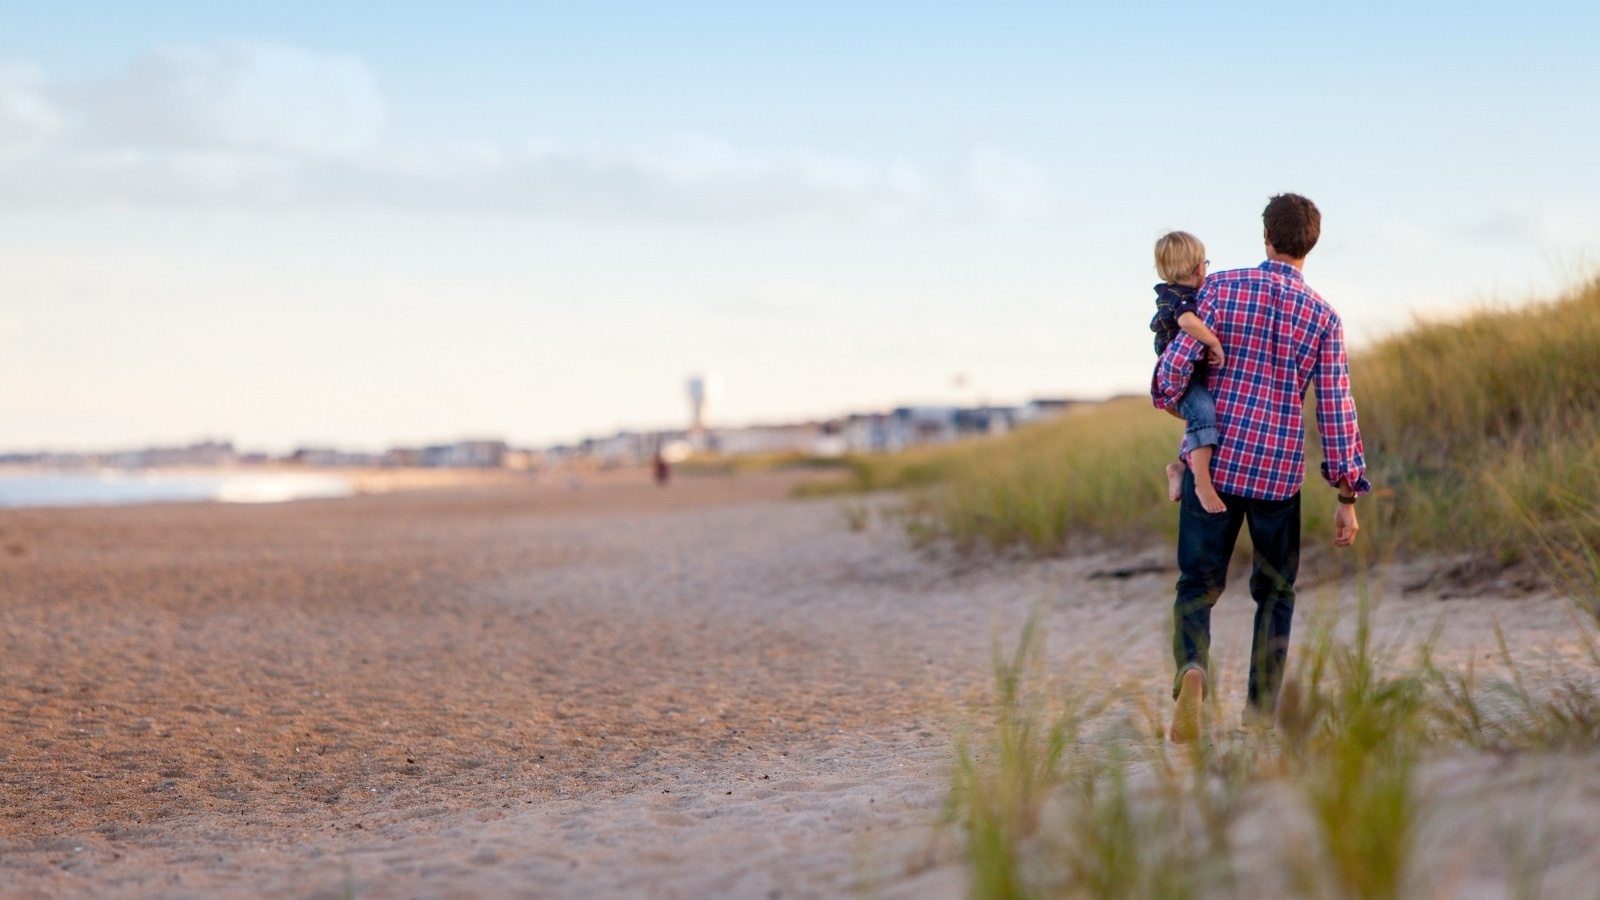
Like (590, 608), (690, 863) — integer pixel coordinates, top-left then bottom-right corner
(410, 440), (506, 468)
(109, 440), (237, 468)
(580, 432), (651, 468)
(383, 447), (425, 468)
(290, 447), (380, 467)
(954, 406), (1021, 437)
(893, 406), (960, 448)
(1019, 398), (1077, 422)
(712, 423), (836, 456)
(450, 440), (509, 468)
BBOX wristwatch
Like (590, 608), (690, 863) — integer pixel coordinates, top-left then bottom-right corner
(1337, 493), (1357, 505)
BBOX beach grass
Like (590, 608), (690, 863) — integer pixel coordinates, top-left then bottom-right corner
(1283, 602), (1427, 900)
(947, 596), (1600, 899)
(809, 276), (1600, 568)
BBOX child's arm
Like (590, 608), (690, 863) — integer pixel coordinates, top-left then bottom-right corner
(1177, 311), (1225, 367)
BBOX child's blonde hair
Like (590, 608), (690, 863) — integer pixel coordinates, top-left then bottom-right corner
(1154, 231), (1206, 283)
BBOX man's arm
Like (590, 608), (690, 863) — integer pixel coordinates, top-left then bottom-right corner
(1152, 333), (1200, 411)
(1312, 316), (1370, 493)
(1151, 287), (1218, 411)
(1313, 316), (1369, 546)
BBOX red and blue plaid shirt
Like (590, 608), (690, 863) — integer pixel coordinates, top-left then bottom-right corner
(1152, 260), (1370, 500)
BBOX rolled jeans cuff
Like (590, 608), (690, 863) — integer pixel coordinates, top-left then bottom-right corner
(1181, 424), (1220, 454)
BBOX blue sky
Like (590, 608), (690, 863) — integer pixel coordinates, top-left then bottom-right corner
(2, 2), (1598, 451)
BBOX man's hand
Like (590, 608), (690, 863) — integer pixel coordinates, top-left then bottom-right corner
(1334, 501), (1359, 547)
(1205, 342), (1226, 368)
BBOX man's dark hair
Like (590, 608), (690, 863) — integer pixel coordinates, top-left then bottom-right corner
(1263, 193), (1320, 259)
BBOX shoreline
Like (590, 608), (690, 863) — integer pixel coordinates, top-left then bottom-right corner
(0, 463), (542, 511)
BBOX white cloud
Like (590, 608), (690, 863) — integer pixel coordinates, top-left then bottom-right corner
(0, 43), (1054, 225)
(0, 64), (61, 155)
(62, 43), (385, 156)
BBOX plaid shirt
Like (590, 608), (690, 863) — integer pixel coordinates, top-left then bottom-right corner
(1152, 260), (1371, 500)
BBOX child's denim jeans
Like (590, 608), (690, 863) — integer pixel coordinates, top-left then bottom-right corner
(1178, 375), (1220, 454)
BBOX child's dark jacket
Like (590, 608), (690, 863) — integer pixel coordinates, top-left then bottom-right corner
(1149, 282), (1200, 355)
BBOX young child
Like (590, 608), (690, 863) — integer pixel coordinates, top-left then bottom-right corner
(1150, 231), (1227, 514)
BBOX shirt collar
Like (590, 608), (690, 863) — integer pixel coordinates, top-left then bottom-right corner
(1259, 259), (1305, 282)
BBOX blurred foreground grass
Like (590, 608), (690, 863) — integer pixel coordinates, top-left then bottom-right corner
(805, 276), (1600, 565)
(949, 592), (1600, 899)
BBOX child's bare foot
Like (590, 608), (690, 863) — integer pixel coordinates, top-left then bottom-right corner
(1194, 480), (1228, 514)
(1189, 446), (1227, 514)
(1165, 462), (1184, 502)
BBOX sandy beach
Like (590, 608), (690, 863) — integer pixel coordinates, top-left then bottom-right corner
(3, 470), (1597, 897)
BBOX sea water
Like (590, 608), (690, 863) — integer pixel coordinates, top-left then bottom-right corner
(0, 470), (355, 508)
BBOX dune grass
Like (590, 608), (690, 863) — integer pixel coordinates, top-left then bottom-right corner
(812, 276), (1600, 565)
(948, 598), (1600, 899)
(1280, 603), (1427, 900)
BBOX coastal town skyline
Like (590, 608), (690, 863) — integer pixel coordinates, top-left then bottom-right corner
(5, 2), (1599, 451)
(0, 390), (1084, 469)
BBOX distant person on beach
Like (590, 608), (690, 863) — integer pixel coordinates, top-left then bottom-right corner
(653, 450), (671, 487)
(1149, 231), (1228, 514)
(1152, 193), (1369, 743)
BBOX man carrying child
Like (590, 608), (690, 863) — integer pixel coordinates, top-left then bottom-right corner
(1153, 193), (1370, 743)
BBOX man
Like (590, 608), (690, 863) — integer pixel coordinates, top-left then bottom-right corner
(1152, 193), (1369, 743)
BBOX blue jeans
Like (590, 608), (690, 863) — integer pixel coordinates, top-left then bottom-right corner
(1177, 376), (1219, 455)
(1172, 469), (1301, 711)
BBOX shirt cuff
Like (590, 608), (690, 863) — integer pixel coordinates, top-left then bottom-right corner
(1321, 461), (1371, 496)
(1150, 372), (1182, 411)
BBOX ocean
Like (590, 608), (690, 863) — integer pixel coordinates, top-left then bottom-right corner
(0, 470), (355, 509)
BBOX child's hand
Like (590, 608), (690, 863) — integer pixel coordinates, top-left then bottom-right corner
(1206, 343), (1225, 368)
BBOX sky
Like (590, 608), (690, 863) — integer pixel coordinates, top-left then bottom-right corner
(3, 2), (1598, 452)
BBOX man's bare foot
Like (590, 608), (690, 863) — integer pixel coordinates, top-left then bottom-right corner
(1165, 462), (1184, 502)
(1194, 480), (1228, 514)
(1169, 666), (1205, 743)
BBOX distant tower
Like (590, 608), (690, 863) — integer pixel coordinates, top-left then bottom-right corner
(687, 372), (719, 448)
(687, 374), (708, 442)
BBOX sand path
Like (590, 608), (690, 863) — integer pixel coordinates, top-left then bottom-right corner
(1, 471), (1593, 897)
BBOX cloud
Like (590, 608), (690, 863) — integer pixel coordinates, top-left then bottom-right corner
(61, 43), (385, 156)
(0, 43), (1054, 224)
(0, 64), (61, 155)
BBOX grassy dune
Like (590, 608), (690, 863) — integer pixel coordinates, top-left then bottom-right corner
(813, 276), (1600, 564)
